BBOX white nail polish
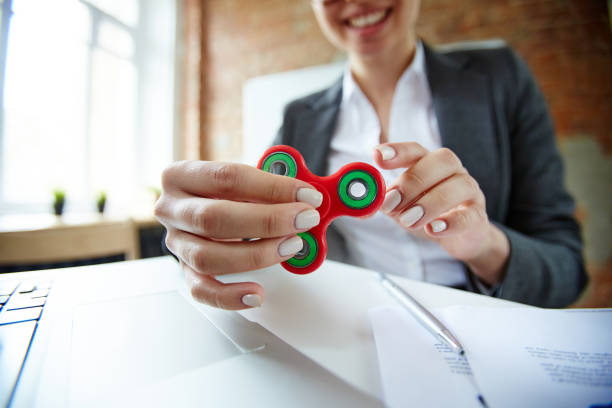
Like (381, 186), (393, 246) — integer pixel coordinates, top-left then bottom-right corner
(295, 209), (320, 230)
(381, 189), (402, 213)
(297, 188), (323, 208)
(242, 294), (261, 307)
(376, 145), (397, 160)
(399, 205), (424, 227)
(431, 220), (448, 233)
(279, 235), (303, 257)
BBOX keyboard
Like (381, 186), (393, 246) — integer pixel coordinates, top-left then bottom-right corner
(0, 279), (52, 408)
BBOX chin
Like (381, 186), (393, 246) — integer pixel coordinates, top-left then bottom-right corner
(350, 42), (389, 58)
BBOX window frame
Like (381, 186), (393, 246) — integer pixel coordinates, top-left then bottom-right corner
(0, 0), (13, 202)
(80, 0), (141, 213)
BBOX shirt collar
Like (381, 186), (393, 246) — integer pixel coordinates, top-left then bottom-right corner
(341, 40), (426, 105)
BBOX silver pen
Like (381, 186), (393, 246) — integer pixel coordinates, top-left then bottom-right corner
(378, 273), (465, 355)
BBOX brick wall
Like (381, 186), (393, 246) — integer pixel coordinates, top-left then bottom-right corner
(177, 0), (204, 161)
(200, 0), (612, 160)
(417, 0), (612, 152)
(203, 0), (340, 160)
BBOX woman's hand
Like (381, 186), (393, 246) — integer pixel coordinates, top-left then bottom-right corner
(154, 161), (323, 310)
(374, 142), (510, 285)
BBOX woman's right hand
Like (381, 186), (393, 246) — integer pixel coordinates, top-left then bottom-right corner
(154, 160), (323, 310)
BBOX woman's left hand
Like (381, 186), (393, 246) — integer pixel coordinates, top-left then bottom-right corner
(373, 142), (510, 285)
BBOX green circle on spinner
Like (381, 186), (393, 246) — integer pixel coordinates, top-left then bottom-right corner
(261, 152), (297, 178)
(286, 232), (318, 268)
(338, 170), (378, 209)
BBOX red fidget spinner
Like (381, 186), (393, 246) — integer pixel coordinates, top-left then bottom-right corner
(258, 145), (386, 274)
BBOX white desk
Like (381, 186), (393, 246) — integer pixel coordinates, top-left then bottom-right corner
(219, 258), (527, 399)
(7, 256), (527, 405)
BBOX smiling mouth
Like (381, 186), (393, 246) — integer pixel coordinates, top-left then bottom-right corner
(346, 8), (392, 29)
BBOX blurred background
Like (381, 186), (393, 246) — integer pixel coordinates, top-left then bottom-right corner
(1, 0), (175, 215)
(0, 0), (610, 304)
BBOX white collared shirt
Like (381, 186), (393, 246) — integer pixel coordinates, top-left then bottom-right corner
(327, 42), (467, 287)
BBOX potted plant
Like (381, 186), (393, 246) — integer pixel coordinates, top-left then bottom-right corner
(148, 186), (161, 202)
(96, 191), (107, 214)
(53, 189), (66, 216)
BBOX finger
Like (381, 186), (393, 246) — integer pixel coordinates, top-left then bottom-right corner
(156, 195), (320, 239)
(394, 173), (484, 229)
(166, 228), (303, 276)
(161, 160), (323, 205)
(373, 142), (428, 169)
(183, 261), (264, 310)
(424, 203), (488, 237)
(380, 148), (466, 214)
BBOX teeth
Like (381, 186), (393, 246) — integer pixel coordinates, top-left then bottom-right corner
(349, 10), (386, 28)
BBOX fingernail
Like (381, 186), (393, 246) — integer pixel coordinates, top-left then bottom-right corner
(279, 235), (303, 257)
(376, 145), (396, 160)
(297, 188), (323, 208)
(399, 205), (424, 227)
(242, 294), (261, 308)
(430, 220), (448, 233)
(295, 209), (320, 230)
(381, 189), (402, 213)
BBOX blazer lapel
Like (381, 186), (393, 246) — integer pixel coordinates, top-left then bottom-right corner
(424, 44), (500, 216)
(291, 78), (343, 176)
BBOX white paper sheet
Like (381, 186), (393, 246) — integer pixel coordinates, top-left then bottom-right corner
(441, 306), (612, 408)
(369, 306), (484, 408)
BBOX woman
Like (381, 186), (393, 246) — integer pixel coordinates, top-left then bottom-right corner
(155, 0), (586, 309)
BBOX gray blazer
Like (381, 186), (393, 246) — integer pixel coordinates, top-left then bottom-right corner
(273, 44), (587, 308)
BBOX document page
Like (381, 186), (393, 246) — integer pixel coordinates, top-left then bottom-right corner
(442, 306), (612, 408)
(369, 306), (484, 408)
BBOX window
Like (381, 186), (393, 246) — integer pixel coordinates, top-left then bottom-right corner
(0, 0), (176, 215)
(0, 0), (12, 175)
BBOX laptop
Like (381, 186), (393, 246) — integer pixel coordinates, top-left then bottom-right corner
(0, 256), (380, 407)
